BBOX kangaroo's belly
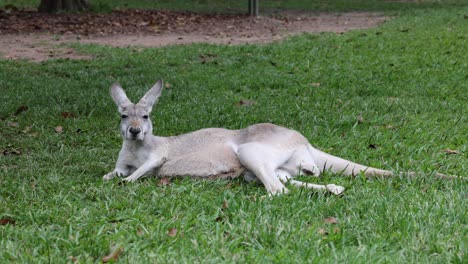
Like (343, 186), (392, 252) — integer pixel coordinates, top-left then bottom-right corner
(158, 144), (244, 179)
(157, 128), (244, 179)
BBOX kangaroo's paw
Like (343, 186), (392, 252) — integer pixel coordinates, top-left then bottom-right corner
(267, 187), (290, 197)
(123, 175), (140, 182)
(103, 172), (117, 180)
(326, 184), (345, 195)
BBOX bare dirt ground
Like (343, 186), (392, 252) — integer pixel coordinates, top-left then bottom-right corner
(0, 9), (388, 62)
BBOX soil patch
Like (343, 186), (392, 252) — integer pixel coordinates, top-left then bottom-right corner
(0, 9), (388, 62)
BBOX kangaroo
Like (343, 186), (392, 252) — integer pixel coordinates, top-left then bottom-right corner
(103, 80), (457, 195)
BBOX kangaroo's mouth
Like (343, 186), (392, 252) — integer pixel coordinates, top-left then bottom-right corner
(127, 134), (144, 141)
(123, 131), (144, 141)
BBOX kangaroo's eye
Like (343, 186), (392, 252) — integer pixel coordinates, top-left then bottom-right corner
(142, 115), (149, 119)
(121, 115), (128, 119)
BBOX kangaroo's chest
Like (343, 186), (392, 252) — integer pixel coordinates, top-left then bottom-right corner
(122, 145), (153, 169)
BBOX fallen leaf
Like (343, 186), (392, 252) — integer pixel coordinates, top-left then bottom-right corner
(2, 148), (21, 156)
(324, 217), (339, 224)
(102, 246), (124, 263)
(222, 200), (228, 210)
(8, 122), (19, 128)
(236, 100), (256, 106)
(136, 227), (144, 236)
(158, 177), (171, 186)
(333, 227), (341, 234)
(55, 126), (63, 133)
(357, 114), (364, 124)
(164, 82), (172, 89)
(0, 218), (16, 225)
(311, 82), (321, 87)
(167, 228), (178, 237)
(61, 112), (77, 119)
(21, 126), (32, 133)
(318, 228), (328, 236)
(368, 144), (377, 149)
(199, 53), (217, 63)
(14, 105), (28, 116)
(67, 256), (78, 264)
(443, 148), (460, 155)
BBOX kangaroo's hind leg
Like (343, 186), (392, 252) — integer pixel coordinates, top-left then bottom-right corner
(276, 169), (345, 195)
(280, 147), (321, 177)
(237, 143), (289, 195)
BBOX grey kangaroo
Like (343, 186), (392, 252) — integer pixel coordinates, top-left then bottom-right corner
(103, 80), (457, 195)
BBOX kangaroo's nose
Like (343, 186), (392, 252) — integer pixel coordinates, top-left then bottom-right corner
(129, 127), (141, 135)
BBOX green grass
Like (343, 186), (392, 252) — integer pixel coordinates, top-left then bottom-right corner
(1, 0), (467, 13)
(1, 3), (467, 264)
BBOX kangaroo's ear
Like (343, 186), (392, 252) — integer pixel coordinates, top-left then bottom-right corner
(110, 83), (132, 111)
(138, 80), (163, 109)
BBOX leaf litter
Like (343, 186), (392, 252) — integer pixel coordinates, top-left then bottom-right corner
(102, 245), (124, 263)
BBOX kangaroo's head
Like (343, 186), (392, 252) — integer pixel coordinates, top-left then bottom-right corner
(109, 80), (163, 141)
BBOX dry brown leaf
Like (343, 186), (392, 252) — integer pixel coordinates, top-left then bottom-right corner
(0, 218), (16, 225)
(324, 217), (339, 224)
(21, 126), (32, 133)
(164, 82), (172, 89)
(333, 227), (341, 234)
(55, 126), (63, 133)
(8, 122), (19, 128)
(61, 112), (77, 119)
(167, 228), (178, 237)
(102, 246), (124, 263)
(14, 105), (28, 116)
(158, 177), (171, 186)
(136, 227), (144, 236)
(443, 148), (460, 155)
(236, 100), (256, 106)
(311, 82), (321, 87)
(222, 200), (228, 210)
(318, 228), (328, 236)
(2, 148), (22, 156)
(357, 114), (364, 124)
(67, 256), (78, 264)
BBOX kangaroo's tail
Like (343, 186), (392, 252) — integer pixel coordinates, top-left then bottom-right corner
(308, 147), (460, 180)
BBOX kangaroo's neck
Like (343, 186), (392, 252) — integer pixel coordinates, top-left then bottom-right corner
(123, 133), (164, 146)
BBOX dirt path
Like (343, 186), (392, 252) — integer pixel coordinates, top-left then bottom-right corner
(0, 9), (388, 62)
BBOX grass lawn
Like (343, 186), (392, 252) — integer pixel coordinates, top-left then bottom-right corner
(1, 2), (467, 263)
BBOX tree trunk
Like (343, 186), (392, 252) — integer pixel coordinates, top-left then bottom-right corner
(38, 0), (90, 13)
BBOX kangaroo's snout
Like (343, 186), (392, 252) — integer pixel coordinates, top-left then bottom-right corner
(129, 127), (141, 136)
